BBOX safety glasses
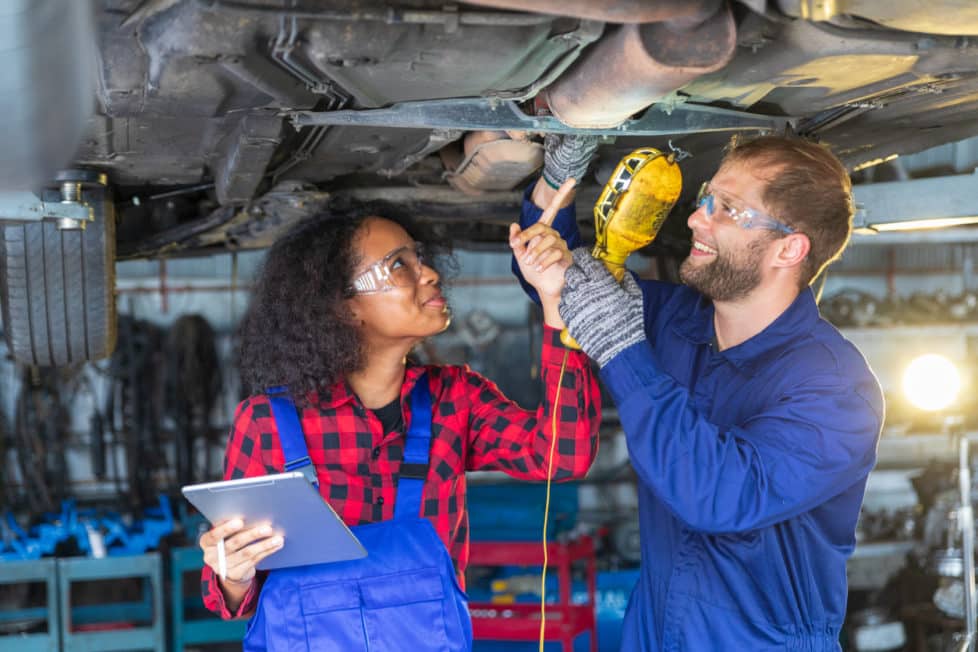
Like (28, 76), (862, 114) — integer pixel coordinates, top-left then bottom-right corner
(347, 242), (427, 295)
(696, 182), (795, 235)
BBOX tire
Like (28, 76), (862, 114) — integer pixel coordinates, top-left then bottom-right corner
(0, 182), (117, 366)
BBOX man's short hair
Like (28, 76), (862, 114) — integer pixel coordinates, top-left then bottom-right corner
(720, 135), (854, 287)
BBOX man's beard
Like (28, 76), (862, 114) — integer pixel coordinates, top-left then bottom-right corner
(679, 237), (769, 302)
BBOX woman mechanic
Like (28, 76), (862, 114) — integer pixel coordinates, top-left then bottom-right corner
(196, 198), (600, 650)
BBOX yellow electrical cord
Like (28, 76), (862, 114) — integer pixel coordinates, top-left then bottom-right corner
(539, 347), (570, 651)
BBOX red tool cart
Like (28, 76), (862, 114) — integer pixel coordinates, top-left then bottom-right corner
(468, 536), (597, 652)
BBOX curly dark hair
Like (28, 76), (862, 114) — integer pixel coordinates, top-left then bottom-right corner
(236, 201), (454, 402)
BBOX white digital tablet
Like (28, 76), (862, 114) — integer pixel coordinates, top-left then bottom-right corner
(181, 471), (366, 570)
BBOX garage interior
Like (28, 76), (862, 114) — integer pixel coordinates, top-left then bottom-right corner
(2, 137), (977, 651)
(3, 1), (978, 652)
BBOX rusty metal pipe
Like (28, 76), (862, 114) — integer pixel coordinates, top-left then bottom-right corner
(460, 0), (722, 25)
(545, 4), (737, 128)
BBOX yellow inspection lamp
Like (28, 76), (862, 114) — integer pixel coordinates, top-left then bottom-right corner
(560, 148), (683, 349)
(591, 148), (683, 282)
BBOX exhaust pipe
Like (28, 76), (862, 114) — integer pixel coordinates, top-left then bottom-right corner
(546, 6), (737, 128)
(465, 0), (736, 129)
(438, 1), (737, 191)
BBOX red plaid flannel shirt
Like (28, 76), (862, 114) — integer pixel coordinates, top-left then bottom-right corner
(202, 325), (600, 618)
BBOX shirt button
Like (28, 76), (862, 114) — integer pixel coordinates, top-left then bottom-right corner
(371, 447), (381, 459)
(376, 496), (384, 505)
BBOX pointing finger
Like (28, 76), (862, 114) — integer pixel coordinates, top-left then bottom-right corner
(538, 177), (577, 227)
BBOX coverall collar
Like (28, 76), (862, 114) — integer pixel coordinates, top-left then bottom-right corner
(672, 287), (821, 377)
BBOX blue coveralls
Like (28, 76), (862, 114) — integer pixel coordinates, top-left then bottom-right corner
(516, 188), (884, 651)
(243, 373), (472, 651)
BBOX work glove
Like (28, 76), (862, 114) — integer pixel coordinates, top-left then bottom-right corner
(559, 248), (646, 368)
(542, 133), (599, 190)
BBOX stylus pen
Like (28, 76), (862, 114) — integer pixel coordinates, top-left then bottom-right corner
(217, 538), (227, 581)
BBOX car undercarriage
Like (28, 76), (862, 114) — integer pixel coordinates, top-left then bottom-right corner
(3, 0), (978, 365)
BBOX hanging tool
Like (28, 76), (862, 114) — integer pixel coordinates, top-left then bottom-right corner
(561, 147), (683, 348)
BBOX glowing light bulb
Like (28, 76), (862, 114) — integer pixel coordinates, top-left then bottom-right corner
(903, 354), (961, 412)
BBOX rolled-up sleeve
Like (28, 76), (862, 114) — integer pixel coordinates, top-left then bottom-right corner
(465, 325), (600, 480)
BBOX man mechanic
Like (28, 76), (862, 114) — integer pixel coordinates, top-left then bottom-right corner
(510, 133), (884, 650)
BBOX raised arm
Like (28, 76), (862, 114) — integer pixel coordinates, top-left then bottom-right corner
(511, 134), (597, 302)
(601, 339), (882, 533)
(462, 328), (600, 480)
(557, 252), (883, 534)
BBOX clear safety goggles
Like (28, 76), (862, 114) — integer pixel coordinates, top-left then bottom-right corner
(696, 182), (795, 235)
(347, 242), (427, 294)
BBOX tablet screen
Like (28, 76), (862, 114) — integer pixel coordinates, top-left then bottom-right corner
(182, 472), (366, 570)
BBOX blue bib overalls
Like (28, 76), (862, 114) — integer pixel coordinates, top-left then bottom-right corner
(243, 374), (473, 651)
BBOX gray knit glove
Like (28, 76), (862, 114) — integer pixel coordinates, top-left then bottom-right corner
(559, 248), (645, 367)
(542, 133), (599, 189)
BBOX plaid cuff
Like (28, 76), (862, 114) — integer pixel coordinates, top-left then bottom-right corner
(541, 324), (588, 365)
(204, 566), (259, 619)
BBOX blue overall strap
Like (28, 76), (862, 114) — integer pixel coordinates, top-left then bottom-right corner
(394, 372), (432, 519)
(266, 387), (319, 488)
